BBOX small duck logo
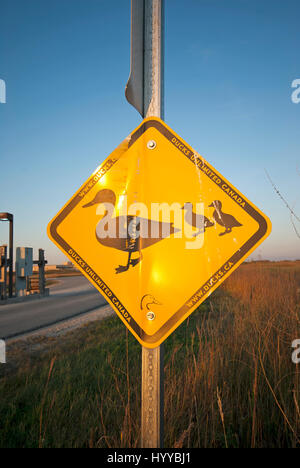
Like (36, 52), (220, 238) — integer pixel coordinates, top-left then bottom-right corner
(140, 294), (162, 320)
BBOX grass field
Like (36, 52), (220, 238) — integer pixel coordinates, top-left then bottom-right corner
(0, 261), (299, 448)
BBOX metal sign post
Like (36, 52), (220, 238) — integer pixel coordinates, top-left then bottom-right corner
(141, 0), (164, 449)
(126, 0), (165, 448)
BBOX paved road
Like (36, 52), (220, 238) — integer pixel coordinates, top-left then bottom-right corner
(0, 276), (107, 339)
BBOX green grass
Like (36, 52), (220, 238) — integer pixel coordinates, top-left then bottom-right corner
(0, 307), (211, 448)
(0, 315), (138, 448)
(0, 262), (299, 448)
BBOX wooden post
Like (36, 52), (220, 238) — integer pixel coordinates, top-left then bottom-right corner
(38, 249), (46, 295)
(8, 215), (14, 298)
(0, 245), (7, 300)
(141, 0), (165, 448)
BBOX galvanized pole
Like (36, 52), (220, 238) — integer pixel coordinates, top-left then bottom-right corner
(141, 0), (164, 448)
(125, 0), (165, 448)
(143, 0), (164, 119)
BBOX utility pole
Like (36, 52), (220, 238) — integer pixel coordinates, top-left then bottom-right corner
(125, 0), (165, 448)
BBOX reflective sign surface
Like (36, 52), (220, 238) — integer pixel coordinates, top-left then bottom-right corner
(48, 117), (271, 347)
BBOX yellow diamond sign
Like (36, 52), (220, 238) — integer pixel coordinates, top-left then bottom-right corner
(48, 117), (271, 348)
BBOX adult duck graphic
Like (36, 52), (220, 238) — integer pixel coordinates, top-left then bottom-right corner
(182, 202), (214, 236)
(209, 200), (242, 236)
(83, 189), (180, 274)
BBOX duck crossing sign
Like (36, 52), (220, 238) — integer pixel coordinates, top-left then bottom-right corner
(48, 117), (271, 348)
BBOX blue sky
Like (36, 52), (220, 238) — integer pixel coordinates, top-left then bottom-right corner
(0, 0), (299, 263)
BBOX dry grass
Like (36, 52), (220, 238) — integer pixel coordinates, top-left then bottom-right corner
(164, 261), (300, 447)
(0, 261), (299, 448)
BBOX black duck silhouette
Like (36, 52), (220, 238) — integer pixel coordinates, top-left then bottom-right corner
(83, 189), (180, 274)
(181, 202), (214, 236)
(209, 200), (242, 236)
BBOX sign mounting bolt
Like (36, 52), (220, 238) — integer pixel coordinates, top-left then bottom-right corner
(147, 140), (157, 150)
(146, 311), (155, 321)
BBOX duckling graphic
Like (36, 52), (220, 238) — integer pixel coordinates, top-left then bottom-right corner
(209, 200), (242, 236)
(181, 202), (214, 236)
(83, 189), (180, 274)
